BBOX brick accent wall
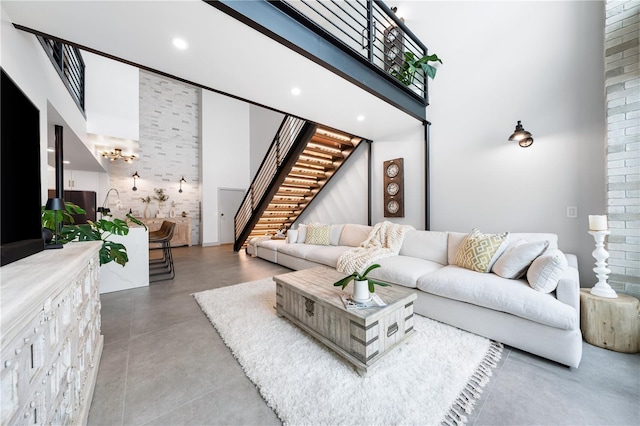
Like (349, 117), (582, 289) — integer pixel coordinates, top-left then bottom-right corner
(605, 0), (639, 298)
(110, 70), (201, 245)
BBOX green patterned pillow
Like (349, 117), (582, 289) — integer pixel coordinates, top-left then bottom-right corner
(305, 224), (331, 246)
(454, 228), (509, 273)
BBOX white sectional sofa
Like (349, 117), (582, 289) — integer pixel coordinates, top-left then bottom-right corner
(249, 224), (582, 368)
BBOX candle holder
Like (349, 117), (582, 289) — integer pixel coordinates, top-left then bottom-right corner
(588, 230), (617, 298)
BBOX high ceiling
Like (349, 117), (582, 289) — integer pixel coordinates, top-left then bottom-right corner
(3, 0), (421, 172)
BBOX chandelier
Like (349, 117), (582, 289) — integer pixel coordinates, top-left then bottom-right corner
(102, 148), (136, 163)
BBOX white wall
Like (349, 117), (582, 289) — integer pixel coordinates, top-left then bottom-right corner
(249, 105), (284, 177)
(1, 7), (90, 203)
(388, 0), (606, 284)
(84, 51), (139, 140)
(200, 90), (250, 245)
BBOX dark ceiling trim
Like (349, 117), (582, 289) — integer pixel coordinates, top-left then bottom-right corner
(205, 1), (427, 122)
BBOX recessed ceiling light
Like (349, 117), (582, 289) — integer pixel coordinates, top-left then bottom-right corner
(172, 37), (188, 50)
(357, 115), (365, 121)
(291, 87), (301, 96)
(47, 147), (54, 152)
(63, 160), (70, 164)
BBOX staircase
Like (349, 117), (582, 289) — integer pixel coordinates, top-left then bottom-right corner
(234, 116), (362, 251)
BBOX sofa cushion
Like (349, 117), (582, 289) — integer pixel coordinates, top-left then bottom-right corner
(527, 249), (568, 293)
(399, 230), (449, 265)
(339, 224), (372, 247)
(257, 239), (285, 251)
(305, 224), (331, 245)
(447, 232), (468, 265)
(417, 265), (577, 330)
(330, 224), (344, 246)
(454, 229), (509, 273)
(305, 245), (351, 268)
(278, 242), (321, 258)
(492, 240), (549, 279)
(368, 255), (445, 289)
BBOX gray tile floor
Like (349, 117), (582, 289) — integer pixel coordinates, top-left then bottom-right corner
(88, 245), (640, 425)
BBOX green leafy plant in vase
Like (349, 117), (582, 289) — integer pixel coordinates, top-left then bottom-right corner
(153, 188), (169, 218)
(392, 51), (443, 86)
(333, 263), (390, 303)
(42, 202), (146, 266)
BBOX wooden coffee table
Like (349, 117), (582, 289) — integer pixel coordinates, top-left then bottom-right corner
(274, 266), (417, 376)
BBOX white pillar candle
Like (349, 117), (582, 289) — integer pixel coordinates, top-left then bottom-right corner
(588, 215), (608, 231)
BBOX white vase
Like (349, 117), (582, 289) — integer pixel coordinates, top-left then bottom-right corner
(144, 204), (150, 218)
(352, 279), (371, 303)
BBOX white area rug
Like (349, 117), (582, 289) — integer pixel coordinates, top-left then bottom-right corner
(194, 278), (502, 426)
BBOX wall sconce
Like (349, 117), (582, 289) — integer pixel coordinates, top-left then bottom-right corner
(132, 171), (140, 191)
(179, 176), (186, 193)
(508, 120), (534, 147)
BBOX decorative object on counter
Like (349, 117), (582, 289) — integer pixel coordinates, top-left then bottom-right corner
(169, 201), (176, 218)
(181, 211), (188, 217)
(141, 195), (152, 218)
(153, 188), (169, 218)
(42, 197), (67, 249)
(102, 147), (136, 162)
(508, 121), (534, 148)
(98, 188), (122, 218)
(132, 171), (140, 191)
(179, 176), (186, 193)
(333, 263), (390, 303)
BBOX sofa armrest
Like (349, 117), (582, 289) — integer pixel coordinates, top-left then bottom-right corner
(556, 253), (580, 312)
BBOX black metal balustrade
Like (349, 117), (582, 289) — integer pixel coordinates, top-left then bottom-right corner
(273, 0), (430, 103)
(38, 36), (85, 113)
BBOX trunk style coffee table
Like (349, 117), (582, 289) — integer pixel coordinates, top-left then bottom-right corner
(274, 266), (417, 376)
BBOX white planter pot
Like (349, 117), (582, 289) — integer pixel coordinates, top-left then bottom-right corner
(352, 279), (371, 303)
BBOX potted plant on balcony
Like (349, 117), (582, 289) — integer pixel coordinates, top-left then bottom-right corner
(333, 263), (390, 303)
(392, 51), (443, 86)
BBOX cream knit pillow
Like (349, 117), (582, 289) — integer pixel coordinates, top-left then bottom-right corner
(305, 224), (331, 246)
(454, 228), (509, 273)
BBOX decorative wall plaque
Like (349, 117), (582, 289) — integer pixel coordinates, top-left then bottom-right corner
(383, 158), (404, 218)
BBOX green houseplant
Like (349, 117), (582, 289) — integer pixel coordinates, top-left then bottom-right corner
(392, 51), (443, 86)
(42, 202), (145, 267)
(333, 264), (390, 302)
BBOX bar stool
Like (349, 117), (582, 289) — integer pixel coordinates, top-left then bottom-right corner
(149, 221), (176, 282)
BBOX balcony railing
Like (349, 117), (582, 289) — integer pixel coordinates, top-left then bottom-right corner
(273, 0), (429, 103)
(38, 36), (85, 113)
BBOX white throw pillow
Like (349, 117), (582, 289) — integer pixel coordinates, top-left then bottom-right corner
(286, 230), (298, 244)
(492, 240), (549, 279)
(330, 224), (344, 246)
(527, 249), (568, 293)
(296, 224), (308, 243)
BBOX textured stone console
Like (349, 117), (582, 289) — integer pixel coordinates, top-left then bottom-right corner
(1, 241), (103, 425)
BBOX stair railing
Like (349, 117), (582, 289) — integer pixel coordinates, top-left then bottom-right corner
(234, 115), (309, 250)
(273, 0), (429, 103)
(37, 36), (85, 113)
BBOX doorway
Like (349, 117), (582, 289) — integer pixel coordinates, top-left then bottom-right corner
(218, 188), (246, 245)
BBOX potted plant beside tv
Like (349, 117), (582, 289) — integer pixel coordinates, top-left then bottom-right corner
(333, 264), (390, 303)
(392, 51), (443, 86)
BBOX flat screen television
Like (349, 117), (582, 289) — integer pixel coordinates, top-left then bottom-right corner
(1, 68), (44, 266)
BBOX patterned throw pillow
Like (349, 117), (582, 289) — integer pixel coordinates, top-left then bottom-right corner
(305, 224), (331, 246)
(454, 228), (509, 273)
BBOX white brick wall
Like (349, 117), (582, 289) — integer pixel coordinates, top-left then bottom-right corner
(605, 0), (640, 298)
(110, 70), (201, 245)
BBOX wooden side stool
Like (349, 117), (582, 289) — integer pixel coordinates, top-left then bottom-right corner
(580, 289), (640, 353)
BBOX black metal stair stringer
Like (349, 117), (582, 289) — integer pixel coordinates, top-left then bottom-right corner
(233, 121), (317, 251)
